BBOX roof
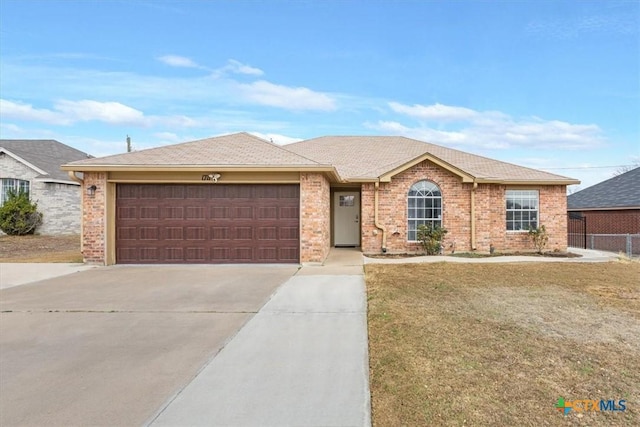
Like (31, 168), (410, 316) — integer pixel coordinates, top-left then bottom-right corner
(62, 132), (578, 185)
(0, 139), (92, 184)
(568, 167), (640, 210)
(286, 136), (578, 184)
(63, 132), (337, 177)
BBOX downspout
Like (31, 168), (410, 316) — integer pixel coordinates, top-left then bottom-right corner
(471, 180), (477, 250)
(67, 171), (84, 254)
(374, 181), (387, 253)
(67, 171), (83, 184)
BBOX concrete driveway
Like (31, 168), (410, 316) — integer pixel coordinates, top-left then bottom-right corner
(0, 265), (298, 426)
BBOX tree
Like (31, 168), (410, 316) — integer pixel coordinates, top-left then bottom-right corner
(612, 162), (640, 177)
(0, 189), (43, 235)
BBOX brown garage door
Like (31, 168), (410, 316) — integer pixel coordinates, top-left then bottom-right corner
(116, 184), (299, 264)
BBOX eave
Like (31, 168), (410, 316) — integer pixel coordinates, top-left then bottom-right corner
(568, 206), (640, 212)
(475, 178), (581, 186)
(60, 164), (342, 183)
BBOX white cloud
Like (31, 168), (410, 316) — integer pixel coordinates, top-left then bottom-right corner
(153, 132), (182, 142)
(238, 80), (336, 111)
(249, 131), (303, 145)
(379, 101), (605, 150)
(224, 59), (264, 76)
(0, 98), (201, 128)
(389, 102), (478, 122)
(157, 55), (201, 68)
(0, 99), (70, 125)
(55, 100), (147, 125)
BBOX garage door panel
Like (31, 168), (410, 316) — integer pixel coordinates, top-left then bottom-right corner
(116, 184), (299, 264)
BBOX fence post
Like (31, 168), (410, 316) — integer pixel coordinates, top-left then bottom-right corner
(627, 234), (632, 258)
(590, 234), (595, 250)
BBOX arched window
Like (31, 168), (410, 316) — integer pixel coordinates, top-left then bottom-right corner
(407, 180), (442, 241)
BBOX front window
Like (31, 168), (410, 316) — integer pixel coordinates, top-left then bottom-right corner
(408, 180), (442, 241)
(1, 178), (30, 205)
(506, 190), (538, 231)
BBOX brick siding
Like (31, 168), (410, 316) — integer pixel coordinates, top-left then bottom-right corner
(0, 154), (81, 235)
(361, 160), (568, 254)
(575, 210), (640, 235)
(81, 172), (107, 264)
(300, 172), (330, 263)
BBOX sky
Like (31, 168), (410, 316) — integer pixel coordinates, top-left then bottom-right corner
(1, 0), (638, 191)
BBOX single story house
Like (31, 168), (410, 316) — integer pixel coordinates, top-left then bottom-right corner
(0, 139), (93, 235)
(62, 133), (578, 265)
(568, 166), (640, 236)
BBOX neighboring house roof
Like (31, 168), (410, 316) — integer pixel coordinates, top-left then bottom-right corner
(568, 167), (640, 210)
(63, 132), (578, 185)
(0, 139), (92, 185)
(286, 136), (578, 184)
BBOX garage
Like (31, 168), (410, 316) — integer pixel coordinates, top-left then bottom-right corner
(115, 184), (300, 264)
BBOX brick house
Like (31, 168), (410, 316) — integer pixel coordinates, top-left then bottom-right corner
(0, 140), (92, 235)
(568, 167), (640, 236)
(62, 133), (578, 265)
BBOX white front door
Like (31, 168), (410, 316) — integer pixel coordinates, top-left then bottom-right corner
(334, 192), (360, 246)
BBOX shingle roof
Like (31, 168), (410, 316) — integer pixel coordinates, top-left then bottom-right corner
(66, 132), (322, 168)
(0, 139), (92, 183)
(568, 167), (640, 210)
(62, 132), (578, 185)
(285, 136), (577, 183)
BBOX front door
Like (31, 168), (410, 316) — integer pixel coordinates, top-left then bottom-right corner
(334, 192), (360, 246)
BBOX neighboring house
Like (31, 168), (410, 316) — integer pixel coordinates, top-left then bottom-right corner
(567, 167), (640, 236)
(0, 140), (93, 235)
(62, 133), (578, 265)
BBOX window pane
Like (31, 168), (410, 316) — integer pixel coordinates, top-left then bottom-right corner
(505, 190), (539, 231)
(407, 181), (443, 241)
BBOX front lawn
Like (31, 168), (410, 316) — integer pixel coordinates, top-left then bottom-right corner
(366, 261), (640, 426)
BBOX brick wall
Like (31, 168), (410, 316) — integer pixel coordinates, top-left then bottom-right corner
(0, 155), (81, 235)
(81, 172), (107, 264)
(577, 210), (640, 235)
(476, 184), (568, 252)
(361, 159), (569, 254)
(300, 172), (330, 263)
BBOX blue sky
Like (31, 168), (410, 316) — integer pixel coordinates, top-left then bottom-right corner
(1, 0), (638, 190)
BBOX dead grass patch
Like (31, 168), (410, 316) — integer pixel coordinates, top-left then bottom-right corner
(366, 262), (640, 426)
(0, 234), (82, 263)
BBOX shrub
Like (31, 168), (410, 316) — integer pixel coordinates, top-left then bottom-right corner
(528, 225), (549, 254)
(0, 189), (43, 235)
(416, 223), (448, 255)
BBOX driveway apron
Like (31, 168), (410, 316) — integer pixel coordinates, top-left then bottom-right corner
(150, 249), (371, 427)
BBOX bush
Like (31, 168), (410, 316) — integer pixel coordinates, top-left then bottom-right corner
(528, 225), (549, 254)
(0, 189), (43, 235)
(416, 223), (448, 255)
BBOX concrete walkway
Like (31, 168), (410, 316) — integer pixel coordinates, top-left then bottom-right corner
(363, 247), (621, 265)
(149, 248), (370, 427)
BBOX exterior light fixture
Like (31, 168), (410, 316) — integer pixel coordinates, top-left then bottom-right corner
(87, 185), (97, 197)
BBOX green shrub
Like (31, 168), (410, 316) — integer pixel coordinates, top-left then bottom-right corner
(0, 189), (43, 235)
(528, 225), (549, 254)
(416, 223), (448, 255)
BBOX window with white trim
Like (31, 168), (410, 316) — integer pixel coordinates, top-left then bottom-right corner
(1, 178), (30, 205)
(408, 180), (442, 241)
(506, 190), (538, 231)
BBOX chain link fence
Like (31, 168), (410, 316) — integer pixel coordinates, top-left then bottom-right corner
(581, 234), (640, 258)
